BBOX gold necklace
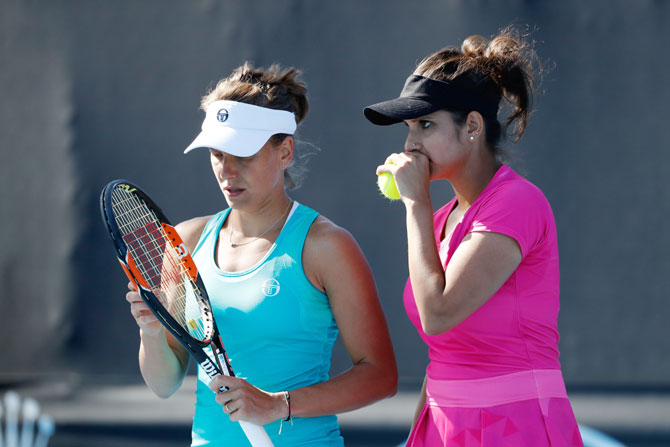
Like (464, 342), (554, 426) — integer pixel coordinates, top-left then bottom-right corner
(228, 200), (293, 248)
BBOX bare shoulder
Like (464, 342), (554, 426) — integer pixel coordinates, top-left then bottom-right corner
(175, 216), (212, 252)
(303, 215), (370, 292)
(305, 215), (359, 253)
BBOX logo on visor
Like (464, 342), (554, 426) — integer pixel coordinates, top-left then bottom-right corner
(216, 108), (229, 123)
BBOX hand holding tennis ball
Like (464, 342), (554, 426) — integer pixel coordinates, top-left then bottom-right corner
(377, 161), (401, 200)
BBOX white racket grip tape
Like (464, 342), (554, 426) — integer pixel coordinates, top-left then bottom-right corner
(204, 354), (274, 447)
(239, 421), (274, 447)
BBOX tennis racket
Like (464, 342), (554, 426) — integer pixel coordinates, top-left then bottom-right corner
(100, 179), (274, 447)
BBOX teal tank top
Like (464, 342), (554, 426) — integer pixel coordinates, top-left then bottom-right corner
(190, 203), (343, 447)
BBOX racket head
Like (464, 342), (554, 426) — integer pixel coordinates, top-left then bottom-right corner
(100, 179), (217, 350)
(101, 180), (269, 445)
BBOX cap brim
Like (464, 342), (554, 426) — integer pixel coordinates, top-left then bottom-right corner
(184, 127), (274, 157)
(364, 97), (439, 126)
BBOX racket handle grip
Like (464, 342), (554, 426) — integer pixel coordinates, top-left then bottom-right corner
(240, 420), (274, 447)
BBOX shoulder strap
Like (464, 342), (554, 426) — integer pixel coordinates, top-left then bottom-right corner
(277, 203), (319, 260)
(192, 209), (230, 256)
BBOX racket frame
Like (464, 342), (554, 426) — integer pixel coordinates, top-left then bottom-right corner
(100, 179), (232, 380)
(100, 179), (274, 447)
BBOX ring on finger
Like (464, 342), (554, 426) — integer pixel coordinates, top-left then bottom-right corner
(225, 403), (232, 413)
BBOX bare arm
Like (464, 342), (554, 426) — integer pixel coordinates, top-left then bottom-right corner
(128, 216), (210, 398)
(135, 300), (190, 398)
(406, 201), (522, 334)
(209, 217), (398, 425)
(379, 152), (522, 336)
(290, 217), (398, 416)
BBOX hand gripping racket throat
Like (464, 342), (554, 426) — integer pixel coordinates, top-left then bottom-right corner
(100, 179), (274, 447)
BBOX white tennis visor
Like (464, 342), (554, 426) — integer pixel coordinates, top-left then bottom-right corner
(184, 100), (297, 157)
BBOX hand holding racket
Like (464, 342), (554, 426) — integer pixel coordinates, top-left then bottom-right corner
(100, 179), (274, 447)
(126, 282), (164, 336)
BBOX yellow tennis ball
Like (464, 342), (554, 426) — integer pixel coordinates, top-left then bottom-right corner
(377, 171), (400, 200)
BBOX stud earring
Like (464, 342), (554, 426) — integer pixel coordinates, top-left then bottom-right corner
(469, 136), (475, 141)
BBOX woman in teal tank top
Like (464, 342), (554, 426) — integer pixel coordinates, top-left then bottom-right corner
(124, 63), (397, 446)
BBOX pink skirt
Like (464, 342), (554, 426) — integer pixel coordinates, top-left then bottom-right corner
(406, 370), (584, 447)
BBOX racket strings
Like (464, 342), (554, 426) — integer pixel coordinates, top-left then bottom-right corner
(110, 187), (211, 341)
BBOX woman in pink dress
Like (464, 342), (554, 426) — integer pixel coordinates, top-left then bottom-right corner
(364, 29), (584, 446)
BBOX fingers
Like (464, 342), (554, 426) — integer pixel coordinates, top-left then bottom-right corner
(376, 163), (396, 175)
(129, 303), (156, 325)
(376, 153), (400, 175)
(126, 291), (148, 316)
(209, 375), (242, 394)
(376, 151), (431, 203)
(210, 376), (243, 419)
(125, 289), (141, 304)
(208, 376), (271, 423)
(126, 289), (160, 329)
(224, 401), (235, 415)
(377, 152), (424, 174)
(395, 151), (422, 164)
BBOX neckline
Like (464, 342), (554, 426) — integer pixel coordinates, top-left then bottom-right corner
(211, 202), (299, 276)
(436, 165), (511, 243)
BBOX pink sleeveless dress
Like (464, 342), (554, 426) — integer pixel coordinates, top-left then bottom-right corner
(405, 166), (583, 447)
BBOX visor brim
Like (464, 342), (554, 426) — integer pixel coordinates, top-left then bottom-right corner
(364, 97), (440, 126)
(184, 127), (276, 157)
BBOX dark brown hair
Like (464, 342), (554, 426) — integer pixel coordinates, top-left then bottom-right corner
(414, 27), (540, 156)
(201, 63), (310, 189)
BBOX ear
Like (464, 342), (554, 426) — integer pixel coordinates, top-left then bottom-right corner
(278, 136), (294, 168)
(464, 111), (484, 143)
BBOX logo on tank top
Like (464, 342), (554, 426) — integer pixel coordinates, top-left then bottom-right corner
(262, 278), (281, 297)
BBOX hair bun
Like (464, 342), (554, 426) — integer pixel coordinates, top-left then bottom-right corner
(461, 35), (488, 58)
(486, 35), (522, 63)
(414, 26), (540, 144)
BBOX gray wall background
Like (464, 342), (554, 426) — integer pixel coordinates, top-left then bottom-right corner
(1, 0), (668, 390)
